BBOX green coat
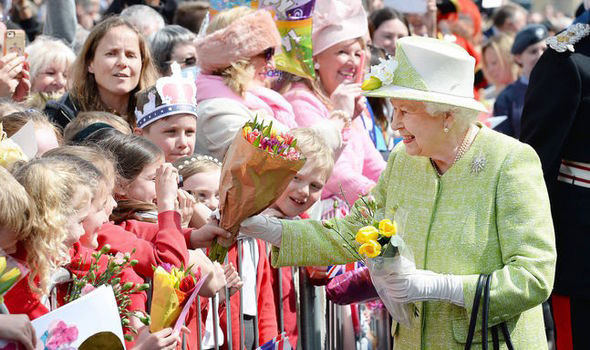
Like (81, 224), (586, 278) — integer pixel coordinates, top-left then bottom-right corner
(273, 125), (556, 349)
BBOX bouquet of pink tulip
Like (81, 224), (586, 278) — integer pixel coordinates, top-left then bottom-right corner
(209, 117), (306, 263)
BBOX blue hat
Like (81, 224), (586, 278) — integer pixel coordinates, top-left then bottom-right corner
(511, 24), (548, 54)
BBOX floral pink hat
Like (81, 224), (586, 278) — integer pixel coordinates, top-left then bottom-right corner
(196, 10), (281, 74)
(312, 0), (368, 56)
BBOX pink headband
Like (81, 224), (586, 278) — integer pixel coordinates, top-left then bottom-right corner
(196, 10), (281, 74)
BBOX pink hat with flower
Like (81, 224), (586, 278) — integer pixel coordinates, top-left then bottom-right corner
(312, 0), (368, 56)
(196, 10), (281, 74)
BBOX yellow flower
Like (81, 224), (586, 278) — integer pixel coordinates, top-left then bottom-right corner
(355, 226), (379, 244)
(242, 125), (252, 138)
(358, 240), (382, 258)
(378, 219), (397, 237)
(361, 76), (382, 91)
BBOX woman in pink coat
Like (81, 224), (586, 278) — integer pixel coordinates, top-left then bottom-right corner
(281, 0), (386, 207)
(194, 7), (297, 161)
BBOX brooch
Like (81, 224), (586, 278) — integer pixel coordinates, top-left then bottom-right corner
(547, 23), (590, 53)
(471, 153), (486, 174)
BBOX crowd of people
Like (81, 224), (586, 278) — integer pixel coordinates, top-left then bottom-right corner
(0, 0), (587, 349)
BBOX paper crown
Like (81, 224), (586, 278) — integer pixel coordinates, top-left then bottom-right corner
(135, 63), (198, 129)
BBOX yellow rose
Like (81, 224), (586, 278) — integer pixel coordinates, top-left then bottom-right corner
(358, 240), (382, 258)
(361, 76), (382, 91)
(355, 226), (379, 244)
(378, 219), (397, 237)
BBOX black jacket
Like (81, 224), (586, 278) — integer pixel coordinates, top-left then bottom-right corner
(44, 93), (80, 130)
(520, 32), (590, 297)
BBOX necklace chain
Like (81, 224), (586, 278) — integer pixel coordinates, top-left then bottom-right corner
(433, 125), (478, 176)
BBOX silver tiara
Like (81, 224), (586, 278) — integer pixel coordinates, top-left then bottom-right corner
(177, 155), (222, 170)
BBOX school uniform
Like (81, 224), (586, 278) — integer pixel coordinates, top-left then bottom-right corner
(96, 210), (190, 278)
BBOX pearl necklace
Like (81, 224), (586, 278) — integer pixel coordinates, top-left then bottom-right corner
(432, 125), (479, 176)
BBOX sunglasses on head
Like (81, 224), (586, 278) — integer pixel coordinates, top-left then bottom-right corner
(168, 56), (197, 67)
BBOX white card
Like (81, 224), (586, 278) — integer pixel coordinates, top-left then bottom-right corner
(482, 0), (503, 8)
(32, 285), (125, 349)
(10, 119), (37, 158)
(384, 0), (428, 14)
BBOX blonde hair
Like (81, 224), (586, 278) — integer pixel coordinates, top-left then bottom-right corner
(290, 128), (334, 180)
(482, 34), (519, 85)
(25, 36), (76, 91)
(0, 98), (25, 118)
(63, 111), (132, 143)
(0, 166), (32, 241)
(0, 110), (63, 145)
(23, 92), (63, 111)
(207, 6), (257, 97)
(10, 157), (94, 294)
(70, 16), (158, 124)
(43, 145), (117, 199)
(173, 154), (222, 180)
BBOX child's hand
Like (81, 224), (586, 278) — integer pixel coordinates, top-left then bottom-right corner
(132, 326), (185, 350)
(177, 189), (196, 228)
(189, 202), (211, 229)
(155, 163), (179, 213)
(0, 314), (37, 350)
(224, 262), (243, 296)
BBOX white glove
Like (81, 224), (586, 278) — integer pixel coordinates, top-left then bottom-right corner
(240, 215), (283, 247)
(371, 256), (464, 306)
(385, 267), (464, 306)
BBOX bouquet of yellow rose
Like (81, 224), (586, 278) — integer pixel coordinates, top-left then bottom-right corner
(323, 196), (418, 325)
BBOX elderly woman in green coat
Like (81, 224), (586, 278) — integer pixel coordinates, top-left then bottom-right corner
(239, 36), (556, 349)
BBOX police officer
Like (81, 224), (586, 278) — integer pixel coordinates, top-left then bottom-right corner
(520, 22), (590, 350)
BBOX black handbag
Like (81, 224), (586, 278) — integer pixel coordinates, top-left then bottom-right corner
(465, 274), (515, 350)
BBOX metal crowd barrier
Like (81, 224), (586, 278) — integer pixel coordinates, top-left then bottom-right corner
(9, 246), (394, 350)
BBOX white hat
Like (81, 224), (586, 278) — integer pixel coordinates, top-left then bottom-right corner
(362, 36), (487, 113)
(312, 0), (368, 56)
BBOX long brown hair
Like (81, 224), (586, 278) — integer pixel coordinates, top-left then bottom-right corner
(70, 16), (158, 124)
(93, 132), (163, 223)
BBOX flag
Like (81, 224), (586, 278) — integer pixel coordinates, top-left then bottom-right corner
(256, 332), (292, 350)
(326, 261), (365, 279)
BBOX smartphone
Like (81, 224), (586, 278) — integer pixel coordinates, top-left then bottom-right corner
(3, 29), (26, 57)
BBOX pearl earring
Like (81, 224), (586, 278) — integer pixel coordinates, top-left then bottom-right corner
(314, 62), (320, 70)
(443, 127), (449, 133)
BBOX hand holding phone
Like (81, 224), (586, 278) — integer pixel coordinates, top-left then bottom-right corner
(3, 30), (26, 57)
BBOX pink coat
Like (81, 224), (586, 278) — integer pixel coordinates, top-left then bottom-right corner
(283, 83), (385, 204)
(196, 74), (297, 129)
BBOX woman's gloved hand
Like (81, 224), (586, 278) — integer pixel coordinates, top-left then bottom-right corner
(376, 256), (464, 306)
(239, 215), (283, 247)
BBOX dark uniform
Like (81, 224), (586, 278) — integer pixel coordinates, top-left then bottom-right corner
(520, 25), (590, 350)
(493, 77), (527, 138)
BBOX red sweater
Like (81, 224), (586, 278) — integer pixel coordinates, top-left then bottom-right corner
(218, 239), (278, 350)
(3, 245), (48, 319)
(97, 211), (189, 278)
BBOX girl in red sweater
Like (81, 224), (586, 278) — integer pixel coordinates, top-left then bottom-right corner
(44, 145), (185, 349)
(3, 157), (94, 318)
